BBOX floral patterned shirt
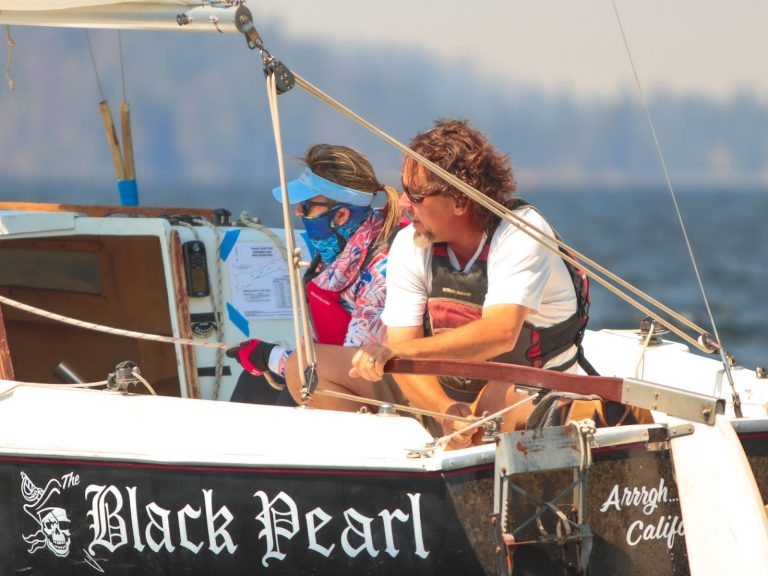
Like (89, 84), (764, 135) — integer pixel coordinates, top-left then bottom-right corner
(276, 210), (388, 376)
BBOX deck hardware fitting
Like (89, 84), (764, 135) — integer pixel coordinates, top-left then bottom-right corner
(106, 361), (141, 392)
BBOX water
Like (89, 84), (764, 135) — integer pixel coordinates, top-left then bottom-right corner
(527, 188), (768, 371)
(5, 184), (767, 370)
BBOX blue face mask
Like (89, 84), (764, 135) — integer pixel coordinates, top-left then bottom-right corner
(303, 205), (371, 263)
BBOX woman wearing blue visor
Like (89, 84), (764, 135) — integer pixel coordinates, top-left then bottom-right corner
(229, 144), (400, 404)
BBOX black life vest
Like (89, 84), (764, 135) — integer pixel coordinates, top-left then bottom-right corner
(423, 199), (593, 392)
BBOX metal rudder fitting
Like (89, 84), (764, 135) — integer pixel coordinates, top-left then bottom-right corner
(492, 423), (595, 575)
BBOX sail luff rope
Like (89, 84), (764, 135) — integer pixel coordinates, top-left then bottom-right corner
(292, 73), (713, 353)
(265, 72), (316, 394)
(610, 0), (738, 405)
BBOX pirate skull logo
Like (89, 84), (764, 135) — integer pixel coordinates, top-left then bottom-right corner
(20, 472), (72, 558)
(39, 507), (71, 557)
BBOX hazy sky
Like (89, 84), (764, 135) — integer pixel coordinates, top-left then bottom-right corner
(252, 0), (768, 99)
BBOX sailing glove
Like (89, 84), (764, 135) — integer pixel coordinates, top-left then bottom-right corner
(226, 339), (276, 376)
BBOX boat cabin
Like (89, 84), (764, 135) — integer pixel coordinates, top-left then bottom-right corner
(0, 202), (298, 400)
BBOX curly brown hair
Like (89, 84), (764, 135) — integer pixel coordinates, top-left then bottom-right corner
(406, 119), (517, 233)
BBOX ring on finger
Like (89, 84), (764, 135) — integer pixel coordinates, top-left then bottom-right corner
(367, 357), (375, 364)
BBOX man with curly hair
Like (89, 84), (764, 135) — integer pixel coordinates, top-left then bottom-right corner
(347, 119), (585, 445)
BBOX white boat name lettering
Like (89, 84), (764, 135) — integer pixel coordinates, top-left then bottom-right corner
(80, 482), (429, 563)
(85, 485), (237, 556)
(253, 490), (429, 566)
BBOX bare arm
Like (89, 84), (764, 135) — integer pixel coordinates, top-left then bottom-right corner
(349, 303), (531, 412)
(362, 325), (455, 414)
(390, 303), (529, 361)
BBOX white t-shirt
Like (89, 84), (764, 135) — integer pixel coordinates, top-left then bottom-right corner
(381, 206), (578, 366)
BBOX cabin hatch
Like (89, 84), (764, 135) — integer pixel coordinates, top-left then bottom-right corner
(0, 235), (182, 396)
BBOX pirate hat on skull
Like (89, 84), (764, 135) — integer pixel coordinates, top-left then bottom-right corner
(20, 471), (62, 522)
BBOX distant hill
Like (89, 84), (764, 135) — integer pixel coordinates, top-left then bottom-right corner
(2, 22), (768, 223)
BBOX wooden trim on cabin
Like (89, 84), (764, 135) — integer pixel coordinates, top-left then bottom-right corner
(0, 305), (15, 380)
(0, 202), (218, 220)
(170, 231), (201, 399)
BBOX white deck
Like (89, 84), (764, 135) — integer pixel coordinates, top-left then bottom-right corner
(583, 328), (768, 419)
(0, 381), (448, 471)
(1, 327), (766, 474)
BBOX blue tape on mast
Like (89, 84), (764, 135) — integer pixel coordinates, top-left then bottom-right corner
(118, 179), (139, 206)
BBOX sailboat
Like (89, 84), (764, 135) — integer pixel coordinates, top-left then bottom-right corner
(0, 2), (767, 575)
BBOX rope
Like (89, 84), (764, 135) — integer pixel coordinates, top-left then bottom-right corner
(211, 223), (225, 399)
(433, 394), (537, 449)
(292, 73), (715, 355)
(315, 388), (475, 423)
(193, 219), (226, 400)
(235, 212), (289, 263)
(635, 319), (655, 379)
(0, 380), (108, 401)
(4, 25), (14, 91)
(569, 418), (596, 471)
(609, 0), (738, 409)
(265, 72), (317, 399)
(131, 368), (157, 396)
(0, 293), (227, 350)
(0, 368), (157, 400)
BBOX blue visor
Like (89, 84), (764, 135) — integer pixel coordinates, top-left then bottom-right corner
(272, 168), (374, 207)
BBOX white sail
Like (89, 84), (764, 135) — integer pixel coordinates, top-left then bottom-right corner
(0, 0), (242, 32)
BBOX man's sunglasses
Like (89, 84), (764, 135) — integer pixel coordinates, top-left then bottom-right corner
(401, 182), (443, 204)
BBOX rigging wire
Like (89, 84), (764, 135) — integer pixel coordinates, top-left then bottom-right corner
(610, 0), (739, 413)
(85, 28), (138, 204)
(118, 30), (126, 102)
(4, 25), (14, 91)
(84, 30), (105, 101)
(292, 73), (716, 354)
